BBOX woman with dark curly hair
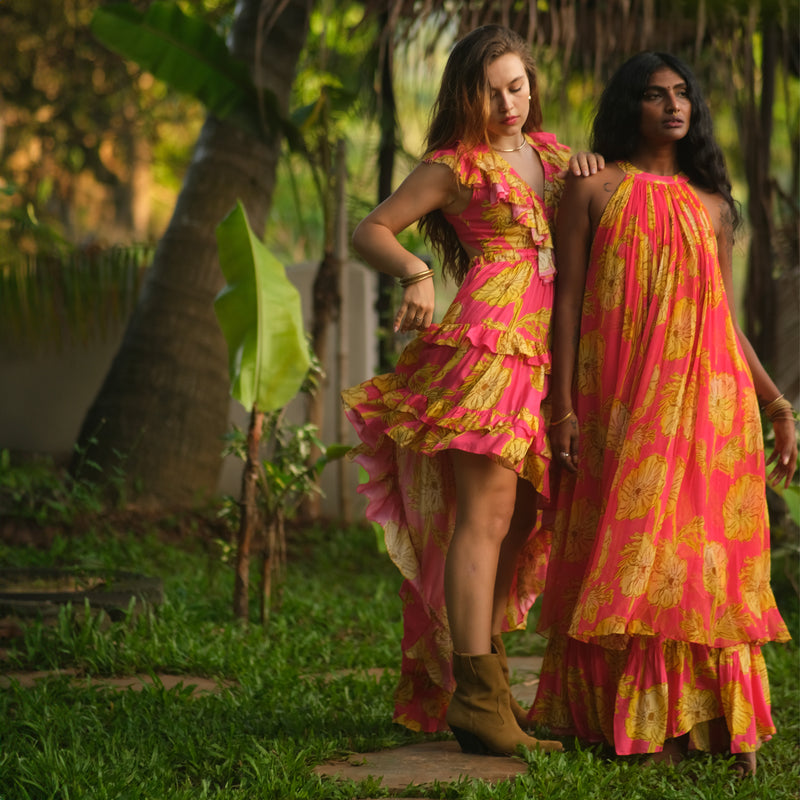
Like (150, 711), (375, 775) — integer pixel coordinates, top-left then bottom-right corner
(342, 25), (602, 756)
(531, 51), (796, 774)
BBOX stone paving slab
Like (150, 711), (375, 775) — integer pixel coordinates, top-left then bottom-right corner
(0, 669), (236, 696)
(3, 654), (546, 792)
(315, 655), (544, 794)
(314, 740), (528, 793)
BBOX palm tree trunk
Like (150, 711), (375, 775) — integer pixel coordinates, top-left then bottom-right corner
(73, 0), (313, 507)
(376, 19), (398, 372)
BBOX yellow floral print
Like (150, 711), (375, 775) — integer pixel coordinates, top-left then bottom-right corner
(606, 400), (631, 456)
(615, 454), (668, 519)
(675, 516), (705, 555)
(739, 552), (775, 613)
(723, 474), (765, 541)
(657, 372), (685, 437)
(640, 363), (661, 413)
(460, 358), (512, 410)
(707, 372), (737, 435)
(677, 685), (719, 731)
(384, 519), (419, 580)
(647, 543), (687, 609)
(712, 438), (747, 477)
(664, 297), (697, 360)
(622, 304), (637, 341)
(702, 541), (729, 603)
(680, 607), (707, 643)
(720, 680), (753, 736)
(564, 499), (601, 562)
(581, 414), (609, 479)
(619, 420), (656, 463)
(577, 331), (605, 396)
(624, 684), (668, 744)
(616, 532), (657, 597)
(711, 604), (753, 642)
(525, 169), (790, 755)
(679, 378), (698, 441)
(470, 260), (533, 306)
(439, 300), (463, 326)
(579, 582), (615, 625)
(664, 457), (686, 517)
(595, 248), (627, 311)
(741, 386), (763, 454)
(501, 435), (530, 467)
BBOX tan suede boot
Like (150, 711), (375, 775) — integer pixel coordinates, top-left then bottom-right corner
(446, 652), (563, 755)
(491, 633), (533, 730)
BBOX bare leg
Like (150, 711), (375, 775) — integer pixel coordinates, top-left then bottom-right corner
(707, 717), (757, 776)
(491, 477), (538, 634)
(644, 735), (688, 766)
(446, 451), (518, 655)
(444, 451), (563, 755)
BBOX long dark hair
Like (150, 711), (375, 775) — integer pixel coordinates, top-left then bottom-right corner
(591, 51), (740, 229)
(419, 25), (543, 283)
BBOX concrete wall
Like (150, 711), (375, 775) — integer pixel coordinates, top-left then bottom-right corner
(0, 260), (378, 519)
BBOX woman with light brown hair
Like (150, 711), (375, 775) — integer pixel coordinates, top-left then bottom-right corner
(343, 24), (601, 756)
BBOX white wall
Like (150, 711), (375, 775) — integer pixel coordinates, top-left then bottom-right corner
(0, 260), (378, 520)
(217, 260), (378, 519)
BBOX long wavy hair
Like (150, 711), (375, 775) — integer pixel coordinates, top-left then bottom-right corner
(419, 25), (543, 284)
(591, 51), (740, 230)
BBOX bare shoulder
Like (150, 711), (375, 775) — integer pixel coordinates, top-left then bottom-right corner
(564, 162), (625, 199)
(691, 184), (732, 240)
(561, 163), (626, 231)
(371, 159), (465, 223)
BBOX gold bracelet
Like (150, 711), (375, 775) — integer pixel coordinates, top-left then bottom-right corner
(398, 268), (434, 288)
(550, 409), (576, 427)
(763, 393), (795, 422)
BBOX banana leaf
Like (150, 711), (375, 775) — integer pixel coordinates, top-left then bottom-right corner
(214, 201), (310, 412)
(91, 1), (255, 119)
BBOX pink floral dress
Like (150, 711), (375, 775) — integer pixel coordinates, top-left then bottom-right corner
(531, 163), (791, 755)
(342, 132), (570, 732)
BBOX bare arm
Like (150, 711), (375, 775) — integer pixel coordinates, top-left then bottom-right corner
(352, 161), (464, 332)
(549, 172), (596, 471)
(715, 200), (797, 487)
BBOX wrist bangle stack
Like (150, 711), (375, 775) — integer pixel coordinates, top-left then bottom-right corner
(762, 393), (795, 422)
(550, 409), (576, 427)
(398, 268), (434, 288)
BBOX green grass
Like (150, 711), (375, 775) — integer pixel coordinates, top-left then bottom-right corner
(0, 521), (798, 799)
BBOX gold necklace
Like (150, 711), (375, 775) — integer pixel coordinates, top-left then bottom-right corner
(493, 138), (528, 153)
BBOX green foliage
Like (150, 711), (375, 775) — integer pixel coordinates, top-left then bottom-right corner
(0, 441), (129, 525)
(0, 521), (797, 798)
(0, 0), (205, 244)
(91, 1), (254, 120)
(214, 201), (310, 412)
(0, 244), (153, 353)
(218, 350), (349, 547)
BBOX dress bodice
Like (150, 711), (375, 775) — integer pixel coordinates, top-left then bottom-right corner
(424, 132), (570, 279)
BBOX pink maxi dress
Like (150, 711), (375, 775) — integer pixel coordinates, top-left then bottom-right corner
(531, 163), (791, 755)
(342, 132), (570, 732)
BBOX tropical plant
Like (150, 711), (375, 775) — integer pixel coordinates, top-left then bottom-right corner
(63, 0), (796, 514)
(73, 0), (314, 507)
(214, 200), (311, 620)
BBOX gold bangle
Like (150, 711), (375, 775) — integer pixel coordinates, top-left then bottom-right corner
(550, 409), (576, 427)
(763, 393), (795, 422)
(398, 268), (434, 288)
